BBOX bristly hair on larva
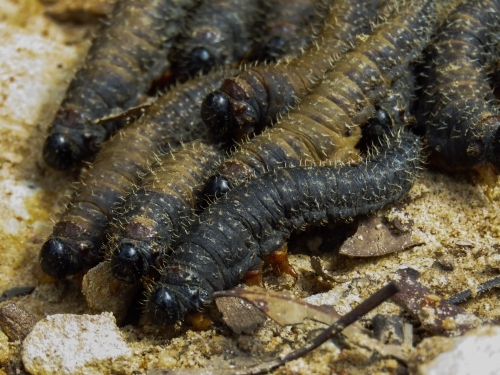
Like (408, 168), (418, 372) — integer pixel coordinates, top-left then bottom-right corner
(417, 0), (500, 174)
(146, 130), (423, 326)
(43, 0), (199, 171)
(200, 0), (382, 144)
(203, 0), (436, 201)
(106, 141), (222, 284)
(168, 0), (261, 80)
(39, 69), (236, 280)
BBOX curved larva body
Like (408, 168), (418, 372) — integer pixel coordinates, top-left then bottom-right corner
(201, 0), (380, 142)
(39, 70), (233, 279)
(216, 0), (435, 188)
(43, 0), (197, 170)
(107, 141), (222, 284)
(418, 0), (500, 170)
(168, 0), (260, 79)
(147, 131), (423, 326)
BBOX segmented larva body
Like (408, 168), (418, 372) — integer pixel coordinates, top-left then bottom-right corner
(252, 0), (329, 62)
(39, 70), (234, 279)
(201, 0), (381, 142)
(212, 0), (435, 191)
(147, 131), (423, 326)
(43, 0), (198, 171)
(418, 0), (500, 171)
(168, 0), (260, 79)
(107, 141), (222, 284)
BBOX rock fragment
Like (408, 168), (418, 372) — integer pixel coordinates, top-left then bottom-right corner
(0, 303), (38, 341)
(22, 313), (131, 375)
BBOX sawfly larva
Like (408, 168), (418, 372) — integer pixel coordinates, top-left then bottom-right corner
(418, 0), (500, 172)
(39, 70), (234, 279)
(108, 141), (222, 284)
(43, 0), (197, 170)
(147, 130), (423, 326)
(201, 0), (381, 143)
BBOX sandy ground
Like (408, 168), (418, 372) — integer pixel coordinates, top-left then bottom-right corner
(0, 0), (499, 374)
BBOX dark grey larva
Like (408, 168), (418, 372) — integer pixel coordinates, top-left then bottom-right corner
(147, 131), (422, 326)
(108, 141), (222, 284)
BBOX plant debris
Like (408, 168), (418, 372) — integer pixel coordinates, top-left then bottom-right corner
(339, 216), (422, 257)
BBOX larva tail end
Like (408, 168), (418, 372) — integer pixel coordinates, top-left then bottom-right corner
(43, 133), (81, 170)
(147, 286), (184, 326)
(39, 238), (84, 278)
(110, 241), (149, 284)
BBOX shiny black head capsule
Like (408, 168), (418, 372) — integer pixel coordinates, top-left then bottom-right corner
(203, 175), (232, 201)
(43, 133), (81, 170)
(39, 238), (84, 279)
(147, 286), (185, 326)
(110, 241), (149, 284)
(260, 36), (287, 62)
(187, 47), (217, 76)
(201, 91), (233, 140)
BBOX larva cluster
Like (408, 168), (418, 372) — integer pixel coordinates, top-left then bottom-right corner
(147, 131), (423, 326)
(108, 141), (222, 284)
(39, 70), (232, 279)
(206, 0), (435, 198)
(43, 0), (198, 170)
(201, 0), (380, 143)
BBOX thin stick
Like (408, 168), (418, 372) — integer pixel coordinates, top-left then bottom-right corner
(447, 277), (500, 305)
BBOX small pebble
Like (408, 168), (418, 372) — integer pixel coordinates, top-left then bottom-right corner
(0, 302), (38, 341)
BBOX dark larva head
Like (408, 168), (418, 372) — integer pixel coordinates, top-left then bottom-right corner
(110, 240), (151, 284)
(43, 133), (81, 170)
(147, 286), (184, 326)
(203, 174), (232, 200)
(39, 238), (84, 278)
(147, 282), (210, 326)
(201, 91), (233, 140)
(259, 36), (287, 62)
(187, 47), (218, 76)
(201, 90), (259, 143)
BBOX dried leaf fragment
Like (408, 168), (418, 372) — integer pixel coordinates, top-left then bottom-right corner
(393, 268), (483, 337)
(339, 216), (422, 257)
(215, 297), (266, 334)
